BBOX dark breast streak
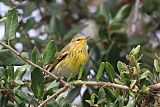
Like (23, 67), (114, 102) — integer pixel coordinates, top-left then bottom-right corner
(67, 48), (88, 65)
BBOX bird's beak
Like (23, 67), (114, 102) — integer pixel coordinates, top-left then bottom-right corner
(85, 36), (90, 39)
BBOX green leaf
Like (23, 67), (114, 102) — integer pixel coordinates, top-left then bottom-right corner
(46, 81), (59, 91)
(117, 61), (130, 74)
(43, 88), (55, 101)
(4, 8), (18, 44)
(32, 47), (41, 65)
(6, 66), (14, 80)
(27, 93), (39, 106)
(96, 62), (105, 80)
(142, 86), (150, 93)
(43, 40), (56, 66)
(0, 95), (9, 107)
(113, 4), (132, 23)
(78, 64), (85, 80)
(130, 80), (136, 89)
(98, 87), (106, 99)
(130, 45), (141, 56)
(85, 100), (93, 106)
(91, 93), (97, 104)
(31, 68), (44, 99)
(21, 52), (29, 59)
(126, 96), (135, 107)
(43, 81), (59, 100)
(117, 61), (130, 84)
(16, 90), (30, 103)
(108, 23), (125, 36)
(83, 90), (90, 106)
(14, 65), (27, 80)
(14, 79), (24, 85)
(96, 3), (109, 23)
(104, 88), (116, 102)
(128, 37), (148, 47)
(65, 86), (81, 103)
(0, 49), (25, 66)
(0, 67), (6, 78)
(139, 68), (151, 80)
(154, 59), (160, 72)
(105, 62), (115, 82)
(114, 78), (123, 84)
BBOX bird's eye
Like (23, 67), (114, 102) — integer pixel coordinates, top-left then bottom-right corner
(77, 39), (81, 41)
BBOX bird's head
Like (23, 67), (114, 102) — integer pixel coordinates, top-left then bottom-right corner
(70, 34), (89, 48)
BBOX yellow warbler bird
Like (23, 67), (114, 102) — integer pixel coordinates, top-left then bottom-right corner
(47, 34), (89, 78)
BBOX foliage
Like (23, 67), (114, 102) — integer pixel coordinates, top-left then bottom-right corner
(0, 0), (160, 107)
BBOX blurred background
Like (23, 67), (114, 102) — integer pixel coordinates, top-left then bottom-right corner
(1, 0), (160, 106)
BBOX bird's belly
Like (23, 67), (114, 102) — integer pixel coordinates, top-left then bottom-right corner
(53, 51), (88, 77)
(54, 61), (79, 77)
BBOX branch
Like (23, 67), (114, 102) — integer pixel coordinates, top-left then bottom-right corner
(38, 86), (69, 107)
(71, 81), (129, 90)
(130, 0), (140, 37)
(0, 41), (68, 85)
(71, 81), (160, 91)
(148, 83), (160, 91)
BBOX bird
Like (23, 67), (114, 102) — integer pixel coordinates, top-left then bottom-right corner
(47, 34), (89, 78)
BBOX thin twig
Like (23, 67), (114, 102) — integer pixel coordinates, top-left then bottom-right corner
(38, 86), (69, 107)
(0, 41), (68, 85)
(71, 81), (129, 90)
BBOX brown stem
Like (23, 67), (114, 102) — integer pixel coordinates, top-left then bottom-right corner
(71, 81), (129, 90)
(38, 86), (69, 107)
(148, 83), (160, 91)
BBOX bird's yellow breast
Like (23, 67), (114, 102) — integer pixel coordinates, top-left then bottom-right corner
(54, 48), (88, 77)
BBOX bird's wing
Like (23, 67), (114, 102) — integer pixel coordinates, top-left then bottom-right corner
(46, 44), (70, 72)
